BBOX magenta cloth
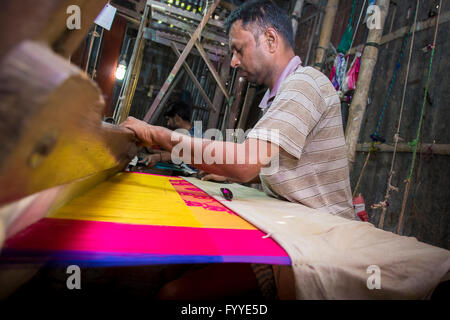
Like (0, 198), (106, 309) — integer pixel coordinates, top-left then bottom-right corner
(1, 218), (291, 266)
(345, 55), (361, 91)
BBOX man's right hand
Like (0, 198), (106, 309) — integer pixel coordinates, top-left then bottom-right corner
(120, 116), (156, 147)
(198, 170), (229, 183)
(139, 154), (161, 168)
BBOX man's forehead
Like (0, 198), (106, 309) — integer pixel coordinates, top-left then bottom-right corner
(229, 20), (255, 45)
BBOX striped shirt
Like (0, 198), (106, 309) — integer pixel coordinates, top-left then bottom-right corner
(247, 63), (354, 219)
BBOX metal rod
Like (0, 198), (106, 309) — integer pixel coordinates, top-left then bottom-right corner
(115, 4), (151, 123)
(91, 27), (105, 80)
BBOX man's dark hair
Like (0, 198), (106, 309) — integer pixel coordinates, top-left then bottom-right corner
(224, 0), (294, 49)
(164, 100), (192, 122)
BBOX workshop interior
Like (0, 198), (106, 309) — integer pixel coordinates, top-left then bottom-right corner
(0, 0), (449, 302)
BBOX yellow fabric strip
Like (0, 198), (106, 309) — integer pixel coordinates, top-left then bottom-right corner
(50, 173), (255, 230)
(51, 173), (201, 227)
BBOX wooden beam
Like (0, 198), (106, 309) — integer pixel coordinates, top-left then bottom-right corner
(143, 0), (221, 123)
(194, 40), (231, 101)
(357, 143), (450, 156)
(170, 42), (217, 112)
(313, 0), (339, 70)
(349, 11), (450, 54)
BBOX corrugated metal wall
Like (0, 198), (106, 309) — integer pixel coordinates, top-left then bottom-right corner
(125, 39), (218, 128)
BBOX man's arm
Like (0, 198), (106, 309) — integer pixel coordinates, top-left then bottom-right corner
(121, 117), (278, 183)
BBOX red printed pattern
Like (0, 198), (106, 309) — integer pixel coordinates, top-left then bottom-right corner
(169, 179), (236, 215)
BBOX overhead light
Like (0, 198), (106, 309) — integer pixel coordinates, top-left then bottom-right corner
(115, 59), (127, 80)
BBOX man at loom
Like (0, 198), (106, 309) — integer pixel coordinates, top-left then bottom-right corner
(122, 0), (353, 300)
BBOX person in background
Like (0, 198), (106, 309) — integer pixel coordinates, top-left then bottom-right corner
(139, 100), (199, 167)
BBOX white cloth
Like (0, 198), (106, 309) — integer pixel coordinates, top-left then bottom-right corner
(184, 177), (450, 299)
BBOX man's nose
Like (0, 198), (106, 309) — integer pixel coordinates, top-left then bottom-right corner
(230, 53), (240, 69)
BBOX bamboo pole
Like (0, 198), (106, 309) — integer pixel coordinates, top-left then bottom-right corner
(313, 0), (339, 70)
(291, 0), (305, 39)
(120, 41), (145, 122)
(356, 142), (450, 155)
(345, 0), (391, 171)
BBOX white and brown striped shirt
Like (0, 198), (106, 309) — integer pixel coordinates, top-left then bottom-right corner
(247, 64), (354, 219)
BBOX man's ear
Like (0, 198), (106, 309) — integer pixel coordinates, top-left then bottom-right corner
(264, 28), (278, 53)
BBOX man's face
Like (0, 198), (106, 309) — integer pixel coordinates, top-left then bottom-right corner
(166, 116), (177, 129)
(229, 20), (270, 85)
(166, 114), (183, 130)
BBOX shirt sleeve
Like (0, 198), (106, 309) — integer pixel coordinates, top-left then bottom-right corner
(246, 73), (326, 159)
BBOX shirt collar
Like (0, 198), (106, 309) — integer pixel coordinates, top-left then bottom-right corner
(258, 56), (302, 109)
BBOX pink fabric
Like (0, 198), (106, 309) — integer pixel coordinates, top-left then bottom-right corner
(5, 218), (290, 258)
(346, 56), (360, 91)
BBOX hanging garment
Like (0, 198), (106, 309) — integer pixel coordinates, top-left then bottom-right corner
(342, 51), (362, 93)
(337, 24), (353, 54)
(337, 0), (357, 54)
(330, 53), (346, 91)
